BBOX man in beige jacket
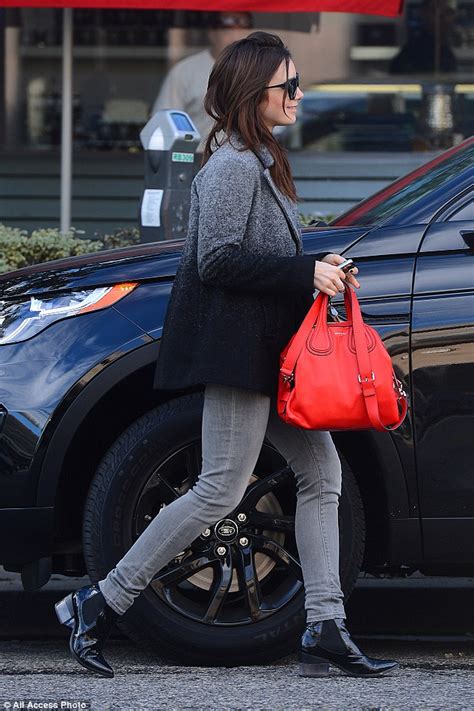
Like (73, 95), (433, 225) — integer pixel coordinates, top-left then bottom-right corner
(152, 12), (253, 151)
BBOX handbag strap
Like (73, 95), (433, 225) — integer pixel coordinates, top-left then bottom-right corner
(280, 286), (407, 431)
(344, 286), (407, 432)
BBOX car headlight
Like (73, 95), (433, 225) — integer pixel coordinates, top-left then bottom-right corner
(0, 282), (138, 345)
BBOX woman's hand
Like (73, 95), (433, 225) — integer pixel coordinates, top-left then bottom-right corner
(313, 253), (360, 296)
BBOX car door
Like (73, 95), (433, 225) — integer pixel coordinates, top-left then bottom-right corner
(411, 191), (474, 566)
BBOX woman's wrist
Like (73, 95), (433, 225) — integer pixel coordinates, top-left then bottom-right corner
(313, 259), (326, 279)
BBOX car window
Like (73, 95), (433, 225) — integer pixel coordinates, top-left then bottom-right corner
(447, 200), (474, 221)
(333, 139), (473, 227)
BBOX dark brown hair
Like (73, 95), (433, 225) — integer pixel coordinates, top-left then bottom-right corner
(202, 31), (296, 201)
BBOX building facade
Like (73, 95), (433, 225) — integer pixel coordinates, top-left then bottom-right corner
(0, 2), (473, 237)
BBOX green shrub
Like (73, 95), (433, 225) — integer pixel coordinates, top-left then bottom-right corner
(0, 216), (333, 275)
(0, 225), (139, 274)
(98, 227), (140, 250)
(299, 212), (335, 226)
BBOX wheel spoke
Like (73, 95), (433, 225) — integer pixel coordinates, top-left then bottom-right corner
(133, 474), (181, 536)
(133, 488), (160, 528)
(239, 467), (293, 510)
(152, 550), (216, 588)
(251, 535), (303, 581)
(247, 511), (295, 533)
(147, 471), (181, 505)
(203, 553), (233, 623)
(235, 546), (271, 622)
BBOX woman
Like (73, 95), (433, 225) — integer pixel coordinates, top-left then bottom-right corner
(55, 31), (399, 680)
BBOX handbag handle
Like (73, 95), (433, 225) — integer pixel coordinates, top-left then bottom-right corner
(280, 289), (327, 383)
(280, 286), (407, 431)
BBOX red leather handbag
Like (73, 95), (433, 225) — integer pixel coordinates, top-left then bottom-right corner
(278, 285), (408, 431)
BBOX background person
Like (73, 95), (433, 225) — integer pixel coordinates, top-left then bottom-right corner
(56, 31), (399, 681)
(151, 12), (253, 150)
(390, 0), (458, 74)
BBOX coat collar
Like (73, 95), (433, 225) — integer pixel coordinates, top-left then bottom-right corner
(224, 132), (303, 253)
(225, 131), (274, 169)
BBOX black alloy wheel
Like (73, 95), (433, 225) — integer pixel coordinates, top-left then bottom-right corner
(83, 393), (365, 665)
(144, 464), (302, 627)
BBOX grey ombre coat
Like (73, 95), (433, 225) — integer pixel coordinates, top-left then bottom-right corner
(152, 135), (329, 399)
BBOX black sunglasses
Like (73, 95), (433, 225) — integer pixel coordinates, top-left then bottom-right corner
(267, 72), (300, 101)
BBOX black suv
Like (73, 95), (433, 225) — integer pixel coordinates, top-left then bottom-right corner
(0, 139), (472, 665)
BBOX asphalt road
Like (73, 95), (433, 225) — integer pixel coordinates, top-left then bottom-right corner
(1, 639), (473, 710)
(1, 569), (473, 710)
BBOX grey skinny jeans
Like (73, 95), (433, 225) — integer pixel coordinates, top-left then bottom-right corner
(98, 383), (346, 623)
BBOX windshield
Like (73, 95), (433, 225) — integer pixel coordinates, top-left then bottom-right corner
(332, 137), (474, 227)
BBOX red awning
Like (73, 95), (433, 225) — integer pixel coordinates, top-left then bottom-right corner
(0, 1), (404, 16)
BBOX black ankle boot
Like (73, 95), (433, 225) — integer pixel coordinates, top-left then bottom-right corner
(299, 618), (399, 678)
(55, 583), (119, 678)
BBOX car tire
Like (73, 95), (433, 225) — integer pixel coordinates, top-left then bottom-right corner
(82, 392), (365, 666)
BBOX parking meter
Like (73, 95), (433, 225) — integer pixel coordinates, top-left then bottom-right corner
(139, 110), (200, 242)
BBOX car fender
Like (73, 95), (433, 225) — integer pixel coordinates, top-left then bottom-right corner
(35, 339), (161, 508)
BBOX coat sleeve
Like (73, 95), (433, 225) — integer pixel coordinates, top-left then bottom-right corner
(196, 158), (329, 296)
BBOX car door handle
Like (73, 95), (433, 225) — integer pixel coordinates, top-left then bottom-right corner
(460, 230), (474, 250)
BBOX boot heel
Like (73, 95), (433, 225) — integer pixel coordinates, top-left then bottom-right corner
(55, 594), (75, 629)
(298, 652), (330, 677)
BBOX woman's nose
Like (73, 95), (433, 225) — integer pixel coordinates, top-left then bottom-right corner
(296, 86), (304, 100)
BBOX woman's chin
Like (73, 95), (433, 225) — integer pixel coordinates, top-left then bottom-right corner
(278, 117), (297, 127)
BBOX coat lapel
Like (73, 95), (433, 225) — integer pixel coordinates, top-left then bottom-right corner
(261, 168), (303, 254)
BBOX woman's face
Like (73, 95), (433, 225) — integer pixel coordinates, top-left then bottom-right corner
(259, 58), (304, 131)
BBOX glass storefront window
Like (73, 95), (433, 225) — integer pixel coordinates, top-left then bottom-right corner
(1, 4), (473, 155)
(2, 8), (175, 151)
(0, 4), (473, 244)
(279, 0), (474, 152)
(279, 81), (474, 152)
